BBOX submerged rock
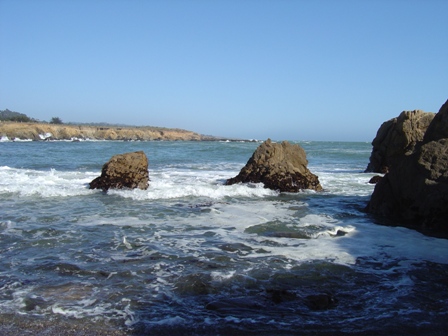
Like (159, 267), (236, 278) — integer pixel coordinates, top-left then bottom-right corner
(305, 293), (337, 310)
(366, 100), (448, 237)
(225, 139), (322, 192)
(365, 110), (435, 173)
(89, 151), (149, 191)
(266, 288), (297, 304)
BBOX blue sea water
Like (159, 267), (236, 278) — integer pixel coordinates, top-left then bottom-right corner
(0, 139), (447, 335)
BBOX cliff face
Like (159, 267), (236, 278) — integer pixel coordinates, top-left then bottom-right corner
(366, 100), (448, 238)
(365, 110), (435, 173)
(0, 122), (205, 141)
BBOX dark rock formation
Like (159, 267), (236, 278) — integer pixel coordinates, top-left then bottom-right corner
(365, 110), (435, 173)
(305, 293), (337, 310)
(366, 100), (448, 237)
(423, 100), (448, 142)
(89, 151), (149, 191)
(368, 175), (382, 184)
(225, 139), (322, 192)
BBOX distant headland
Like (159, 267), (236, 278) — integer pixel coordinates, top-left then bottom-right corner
(0, 109), (251, 142)
(0, 121), (213, 141)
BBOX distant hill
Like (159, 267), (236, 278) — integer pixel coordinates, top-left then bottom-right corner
(0, 109), (36, 123)
(0, 109), (241, 141)
(0, 122), (208, 141)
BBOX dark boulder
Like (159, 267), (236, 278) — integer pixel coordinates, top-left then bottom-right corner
(366, 100), (448, 237)
(89, 151), (149, 191)
(225, 139), (322, 192)
(365, 110), (435, 173)
(368, 175), (383, 184)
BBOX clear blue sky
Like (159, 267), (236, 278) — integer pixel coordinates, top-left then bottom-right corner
(1, 0), (447, 141)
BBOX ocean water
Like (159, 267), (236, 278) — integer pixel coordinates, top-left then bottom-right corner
(0, 140), (447, 335)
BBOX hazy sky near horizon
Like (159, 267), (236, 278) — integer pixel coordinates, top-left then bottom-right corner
(1, 0), (447, 141)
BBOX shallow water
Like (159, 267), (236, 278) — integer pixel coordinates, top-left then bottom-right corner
(0, 140), (447, 335)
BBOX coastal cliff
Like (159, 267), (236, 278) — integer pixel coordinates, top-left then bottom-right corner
(366, 99), (448, 237)
(0, 122), (209, 141)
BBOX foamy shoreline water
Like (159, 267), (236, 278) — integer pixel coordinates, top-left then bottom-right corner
(1, 140), (447, 335)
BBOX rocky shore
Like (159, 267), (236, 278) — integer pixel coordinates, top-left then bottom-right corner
(366, 99), (448, 237)
(0, 122), (216, 141)
(0, 313), (128, 336)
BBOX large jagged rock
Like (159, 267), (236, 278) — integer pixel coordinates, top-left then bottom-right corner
(366, 100), (448, 237)
(89, 151), (149, 191)
(423, 100), (448, 143)
(365, 110), (435, 173)
(225, 139), (322, 192)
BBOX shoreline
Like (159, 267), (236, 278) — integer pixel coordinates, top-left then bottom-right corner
(2, 311), (447, 336)
(0, 313), (128, 336)
(0, 122), (204, 141)
(0, 122), (252, 142)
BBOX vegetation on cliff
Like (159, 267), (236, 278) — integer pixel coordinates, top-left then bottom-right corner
(0, 109), (239, 141)
(0, 109), (37, 123)
(0, 122), (209, 141)
(0, 109), (209, 141)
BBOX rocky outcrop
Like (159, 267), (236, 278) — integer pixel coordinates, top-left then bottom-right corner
(225, 139), (322, 192)
(368, 175), (382, 184)
(365, 110), (435, 173)
(89, 151), (149, 191)
(0, 122), (205, 141)
(366, 100), (448, 237)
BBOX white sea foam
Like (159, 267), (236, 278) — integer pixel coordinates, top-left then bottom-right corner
(316, 171), (376, 196)
(39, 132), (52, 140)
(2, 141), (448, 332)
(151, 315), (186, 326)
(70, 193), (448, 268)
(0, 166), (96, 197)
(108, 168), (278, 200)
(0, 165), (278, 200)
(51, 304), (115, 319)
(3, 163), (445, 267)
(133, 199), (448, 266)
(0, 135), (34, 142)
(109, 180), (276, 200)
(14, 138), (33, 142)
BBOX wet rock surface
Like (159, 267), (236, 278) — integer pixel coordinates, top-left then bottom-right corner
(366, 100), (448, 237)
(365, 110), (435, 173)
(368, 175), (382, 184)
(89, 151), (149, 191)
(226, 139), (322, 192)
